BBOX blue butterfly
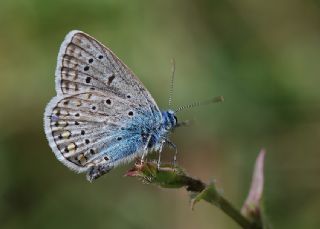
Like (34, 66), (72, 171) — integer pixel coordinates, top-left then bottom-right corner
(44, 31), (223, 181)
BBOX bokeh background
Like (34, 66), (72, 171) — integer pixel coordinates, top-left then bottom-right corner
(1, 0), (320, 228)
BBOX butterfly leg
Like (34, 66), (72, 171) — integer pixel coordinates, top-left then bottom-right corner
(165, 140), (177, 166)
(141, 135), (152, 163)
(141, 150), (147, 163)
(86, 164), (113, 182)
(157, 151), (162, 169)
(157, 142), (165, 169)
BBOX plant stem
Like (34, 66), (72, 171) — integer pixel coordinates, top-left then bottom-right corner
(126, 161), (262, 229)
(217, 195), (258, 229)
(181, 175), (259, 229)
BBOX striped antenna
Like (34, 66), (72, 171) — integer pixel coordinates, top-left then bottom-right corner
(174, 96), (224, 113)
(168, 58), (176, 108)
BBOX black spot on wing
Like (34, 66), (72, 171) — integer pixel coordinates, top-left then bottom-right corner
(107, 74), (115, 86)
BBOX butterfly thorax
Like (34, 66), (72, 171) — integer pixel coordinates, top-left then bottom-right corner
(145, 110), (177, 151)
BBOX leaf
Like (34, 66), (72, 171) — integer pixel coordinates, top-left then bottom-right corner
(190, 182), (220, 210)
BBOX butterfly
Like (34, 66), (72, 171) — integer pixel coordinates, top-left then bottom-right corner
(44, 30), (223, 181)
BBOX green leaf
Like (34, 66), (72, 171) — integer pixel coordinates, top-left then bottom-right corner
(190, 182), (220, 210)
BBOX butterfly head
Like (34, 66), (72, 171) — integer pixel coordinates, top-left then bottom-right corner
(161, 110), (178, 131)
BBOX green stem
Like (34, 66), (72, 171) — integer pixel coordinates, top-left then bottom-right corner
(126, 161), (262, 229)
(216, 195), (259, 229)
(181, 175), (259, 229)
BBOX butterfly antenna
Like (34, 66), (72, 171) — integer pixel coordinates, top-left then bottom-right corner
(174, 96), (224, 113)
(168, 58), (176, 108)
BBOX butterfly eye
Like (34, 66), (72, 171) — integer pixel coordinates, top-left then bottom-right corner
(174, 115), (178, 125)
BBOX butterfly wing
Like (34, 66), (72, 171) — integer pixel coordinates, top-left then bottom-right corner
(55, 30), (159, 115)
(44, 31), (162, 178)
(44, 92), (151, 172)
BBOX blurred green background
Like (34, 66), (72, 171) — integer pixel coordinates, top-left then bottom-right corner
(1, 0), (320, 228)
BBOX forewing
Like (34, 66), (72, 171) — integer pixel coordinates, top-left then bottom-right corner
(55, 30), (161, 118)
